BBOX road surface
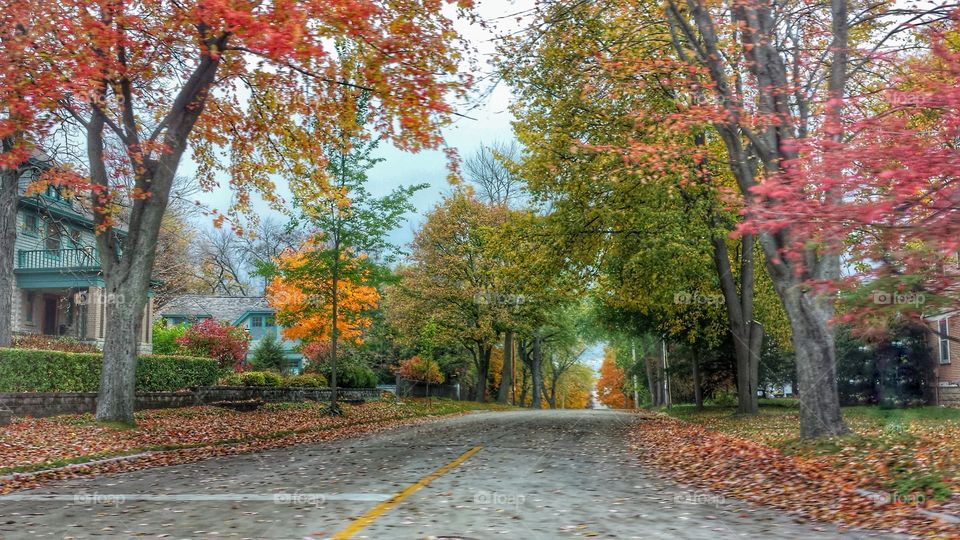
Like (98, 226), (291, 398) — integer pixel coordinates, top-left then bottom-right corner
(0, 410), (897, 539)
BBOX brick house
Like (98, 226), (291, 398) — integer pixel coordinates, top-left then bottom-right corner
(10, 157), (153, 353)
(157, 295), (303, 373)
(925, 311), (960, 406)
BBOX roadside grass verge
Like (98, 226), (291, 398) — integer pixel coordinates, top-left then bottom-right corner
(662, 402), (960, 505)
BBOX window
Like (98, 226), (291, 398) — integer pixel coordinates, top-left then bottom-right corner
(45, 222), (61, 251)
(265, 316), (275, 327)
(939, 318), (951, 364)
(251, 316), (263, 328)
(70, 229), (82, 246)
(23, 214), (38, 235)
(23, 293), (34, 323)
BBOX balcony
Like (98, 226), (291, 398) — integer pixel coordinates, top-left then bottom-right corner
(16, 249), (101, 272)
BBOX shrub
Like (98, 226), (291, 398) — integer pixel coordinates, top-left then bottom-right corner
(219, 372), (244, 386)
(287, 374), (328, 388)
(236, 371), (283, 387)
(300, 341), (330, 373)
(0, 349), (221, 392)
(152, 322), (187, 355)
(136, 355), (225, 391)
(262, 371), (283, 387)
(176, 319), (250, 370)
(11, 334), (99, 353)
(250, 332), (286, 373)
(239, 371), (266, 386)
(337, 364), (378, 389)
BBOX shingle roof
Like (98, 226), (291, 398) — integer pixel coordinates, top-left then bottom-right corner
(157, 295), (273, 323)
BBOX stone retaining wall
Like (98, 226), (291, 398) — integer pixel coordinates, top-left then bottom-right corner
(396, 379), (461, 400)
(0, 386), (381, 424)
(936, 385), (960, 407)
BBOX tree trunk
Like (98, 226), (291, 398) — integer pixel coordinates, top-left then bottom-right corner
(779, 284), (848, 438)
(531, 331), (543, 409)
(749, 320), (763, 407)
(711, 234), (760, 415)
(330, 252), (340, 409)
(645, 356), (658, 407)
(496, 330), (513, 403)
(547, 371), (557, 409)
(670, 0), (850, 438)
(97, 275), (150, 424)
(93, 41), (225, 423)
(0, 140), (17, 349)
(474, 345), (491, 402)
(519, 356), (528, 407)
(692, 349), (703, 410)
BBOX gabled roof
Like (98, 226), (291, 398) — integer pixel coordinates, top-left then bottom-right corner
(17, 154), (119, 233)
(157, 295), (273, 324)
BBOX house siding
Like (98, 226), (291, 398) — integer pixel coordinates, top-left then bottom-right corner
(928, 315), (960, 383)
(9, 193), (152, 352)
(14, 201), (98, 257)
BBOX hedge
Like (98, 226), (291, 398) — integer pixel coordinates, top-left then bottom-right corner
(0, 348), (222, 392)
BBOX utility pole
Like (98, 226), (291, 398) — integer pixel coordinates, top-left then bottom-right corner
(631, 340), (639, 408)
(662, 337), (671, 409)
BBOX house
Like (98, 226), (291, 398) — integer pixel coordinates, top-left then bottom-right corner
(156, 295), (304, 372)
(10, 157), (153, 353)
(924, 311), (960, 406)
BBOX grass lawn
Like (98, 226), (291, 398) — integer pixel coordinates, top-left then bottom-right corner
(0, 398), (512, 477)
(664, 399), (960, 504)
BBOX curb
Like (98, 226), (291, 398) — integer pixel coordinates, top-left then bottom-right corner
(0, 452), (156, 482)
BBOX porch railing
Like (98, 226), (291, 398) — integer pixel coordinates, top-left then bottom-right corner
(16, 249), (101, 271)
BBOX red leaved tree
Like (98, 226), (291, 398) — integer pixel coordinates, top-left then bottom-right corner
(175, 319), (250, 371)
(748, 17), (960, 339)
(397, 355), (444, 402)
(0, 0), (64, 347)
(16, 0), (471, 423)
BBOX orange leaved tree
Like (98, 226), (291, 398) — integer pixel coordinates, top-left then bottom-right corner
(597, 348), (632, 409)
(267, 239), (380, 410)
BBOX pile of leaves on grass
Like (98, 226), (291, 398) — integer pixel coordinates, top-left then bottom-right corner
(0, 399), (508, 493)
(630, 411), (958, 538)
(668, 405), (960, 510)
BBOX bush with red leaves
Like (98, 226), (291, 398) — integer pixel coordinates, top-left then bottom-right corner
(176, 319), (250, 371)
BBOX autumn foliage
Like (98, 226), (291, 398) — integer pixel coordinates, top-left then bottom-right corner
(745, 17), (960, 328)
(267, 242), (380, 346)
(175, 319), (250, 371)
(396, 355), (444, 385)
(596, 349), (632, 409)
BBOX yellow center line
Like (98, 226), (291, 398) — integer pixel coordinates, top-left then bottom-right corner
(330, 445), (483, 540)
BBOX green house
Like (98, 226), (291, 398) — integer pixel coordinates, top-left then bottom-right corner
(11, 157), (154, 353)
(157, 295), (304, 373)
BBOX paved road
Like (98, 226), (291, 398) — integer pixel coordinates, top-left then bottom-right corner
(0, 410), (897, 539)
